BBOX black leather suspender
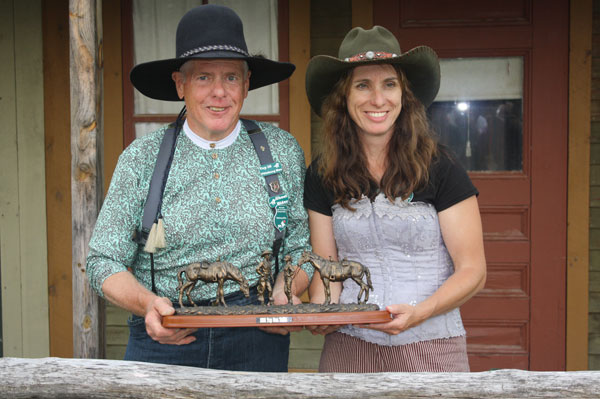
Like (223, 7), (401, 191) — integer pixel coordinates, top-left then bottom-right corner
(242, 118), (286, 276)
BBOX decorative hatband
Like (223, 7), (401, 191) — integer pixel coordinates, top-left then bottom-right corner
(344, 51), (398, 62)
(179, 45), (249, 58)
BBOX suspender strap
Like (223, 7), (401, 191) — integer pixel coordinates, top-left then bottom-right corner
(244, 121), (282, 199)
(139, 124), (179, 245)
(242, 119), (286, 275)
(140, 123), (180, 294)
(137, 106), (186, 293)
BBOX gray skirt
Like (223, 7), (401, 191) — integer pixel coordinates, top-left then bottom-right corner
(319, 331), (470, 373)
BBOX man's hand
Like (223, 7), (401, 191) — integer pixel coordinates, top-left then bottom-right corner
(305, 323), (341, 336)
(145, 297), (198, 345)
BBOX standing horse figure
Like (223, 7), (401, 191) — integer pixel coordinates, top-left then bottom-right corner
(177, 260), (250, 307)
(298, 251), (373, 305)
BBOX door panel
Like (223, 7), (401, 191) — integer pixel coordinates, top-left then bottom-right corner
(374, 0), (568, 370)
(397, 0), (531, 27)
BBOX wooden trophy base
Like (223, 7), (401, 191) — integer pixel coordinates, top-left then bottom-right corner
(162, 303), (391, 328)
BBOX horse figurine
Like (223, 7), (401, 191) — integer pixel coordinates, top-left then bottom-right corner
(298, 250), (373, 305)
(176, 260), (250, 307)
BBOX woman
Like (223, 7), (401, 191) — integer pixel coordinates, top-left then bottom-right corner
(303, 26), (486, 372)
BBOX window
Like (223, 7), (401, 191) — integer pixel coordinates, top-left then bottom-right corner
(428, 57), (524, 172)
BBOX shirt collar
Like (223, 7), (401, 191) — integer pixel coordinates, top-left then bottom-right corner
(183, 119), (241, 149)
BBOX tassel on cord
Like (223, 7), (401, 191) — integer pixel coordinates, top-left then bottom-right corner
(144, 222), (158, 253)
(155, 217), (166, 249)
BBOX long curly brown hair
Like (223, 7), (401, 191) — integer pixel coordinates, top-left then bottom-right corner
(316, 64), (438, 210)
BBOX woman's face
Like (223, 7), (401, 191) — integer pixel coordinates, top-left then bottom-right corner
(346, 64), (403, 139)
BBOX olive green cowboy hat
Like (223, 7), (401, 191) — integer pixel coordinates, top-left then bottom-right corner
(305, 26), (440, 116)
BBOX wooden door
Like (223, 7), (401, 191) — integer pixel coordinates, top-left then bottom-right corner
(374, 0), (568, 371)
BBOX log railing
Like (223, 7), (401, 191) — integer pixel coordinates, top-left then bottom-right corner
(1, 357), (600, 398)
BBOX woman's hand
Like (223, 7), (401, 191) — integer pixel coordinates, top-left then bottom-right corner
(357, 303), (423, 335)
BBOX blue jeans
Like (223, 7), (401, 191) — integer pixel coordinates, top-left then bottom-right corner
(124, 288), (290, 371)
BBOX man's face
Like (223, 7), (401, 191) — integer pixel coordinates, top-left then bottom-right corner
(172, 59), (250, 140)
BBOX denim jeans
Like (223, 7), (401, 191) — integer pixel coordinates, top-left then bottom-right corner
(124, 288), (290, 371)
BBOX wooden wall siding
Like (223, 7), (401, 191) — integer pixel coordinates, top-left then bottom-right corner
(102, 0), (124, 194)
(352, 0), (373, 29)
(568, 0), (592, 371)
(309, 0), (352, 159)
(590, 0), (600, 371)
(43, 0), (73, 358)
(0, 0), (49, 357)
(0, 0), (21, 357)
(289, 0), (312, 164)
(105, 303), (128, 360)
(288, 330), (324, 371)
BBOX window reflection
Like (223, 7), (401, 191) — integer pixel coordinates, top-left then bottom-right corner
(429, 100), (522, 172)
(430, 57), (524, 172)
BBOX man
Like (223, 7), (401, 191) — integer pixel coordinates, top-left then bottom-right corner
(86, 4), (312, 371)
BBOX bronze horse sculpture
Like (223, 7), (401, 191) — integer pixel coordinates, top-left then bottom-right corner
(297, 251), (373, 305)
(177, 260), (250, 307)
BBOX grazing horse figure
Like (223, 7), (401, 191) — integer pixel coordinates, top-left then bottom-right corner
(298, 251), (373, 305)
(177, 260), (250, 307)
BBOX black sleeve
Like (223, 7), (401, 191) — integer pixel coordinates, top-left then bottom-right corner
(431, 149), (479, 212)
(304, 162), (334, 216)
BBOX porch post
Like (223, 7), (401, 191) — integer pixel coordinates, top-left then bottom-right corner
(68, 0), (105, 358)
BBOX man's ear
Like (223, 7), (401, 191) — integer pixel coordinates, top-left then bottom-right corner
(244, 70), (251, 98)
(172, 71), (185, 99)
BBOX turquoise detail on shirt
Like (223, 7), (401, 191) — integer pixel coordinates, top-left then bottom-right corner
(86, 121), (312, 302)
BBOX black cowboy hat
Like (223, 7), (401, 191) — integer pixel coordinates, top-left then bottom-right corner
(305, 26), (440, 116)
(130, 4), (295, 101)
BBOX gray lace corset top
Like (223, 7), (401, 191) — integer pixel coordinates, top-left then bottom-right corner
(334, 193), (466, 346)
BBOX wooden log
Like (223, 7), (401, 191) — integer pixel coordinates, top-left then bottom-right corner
(1, 357), (599, 399)
(69, 0), (105, 358)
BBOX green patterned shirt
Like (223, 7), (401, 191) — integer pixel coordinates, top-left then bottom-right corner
(86, 121), (312, 302)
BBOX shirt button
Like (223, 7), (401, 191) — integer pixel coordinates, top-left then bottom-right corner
(210, 143), (216, 149)
(214, 173), (220, 179)
(211, 153), (218, 159)
(215, 197), (221, 204)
